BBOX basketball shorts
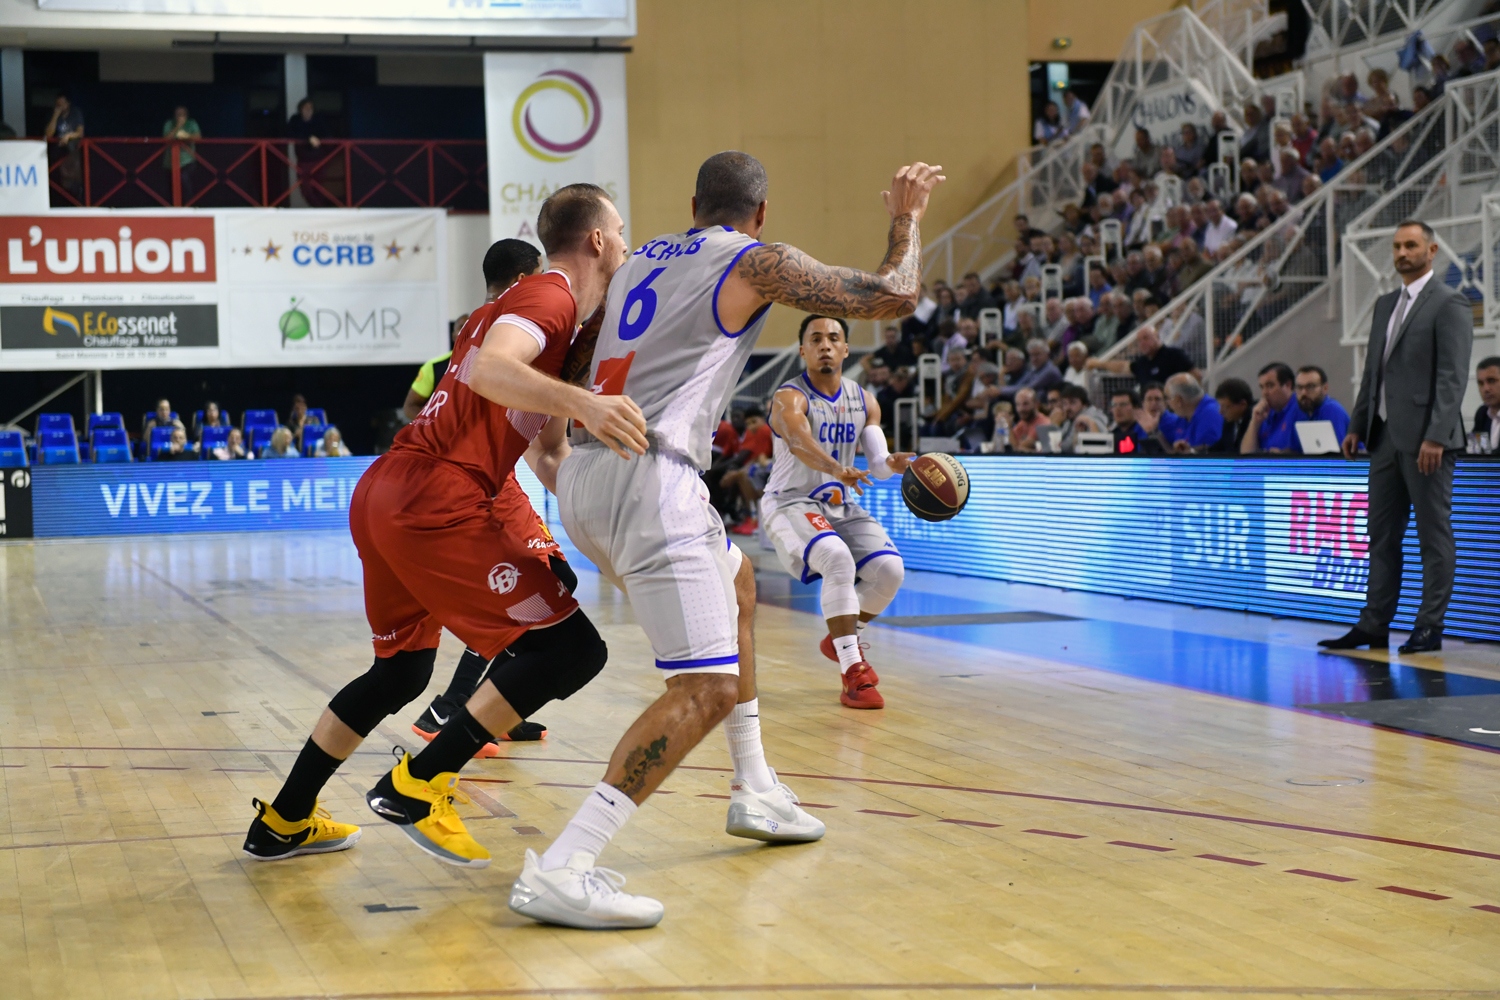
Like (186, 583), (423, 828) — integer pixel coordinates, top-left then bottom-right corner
(350, 453), (578, 660)
(494, 469), (564, 563)
(557, 443), (739, 676)
(760, 494), (899, 585)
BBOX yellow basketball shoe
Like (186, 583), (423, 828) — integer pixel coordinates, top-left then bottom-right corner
(365, 751), (491, 869)
(242, 798), (362, 861)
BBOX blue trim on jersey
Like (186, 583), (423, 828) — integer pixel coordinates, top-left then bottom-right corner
(854, 549), (901, 570)
(712, 241), (769, 338)
(799, 530), (839, 584)
(801, 371), (842, 403)
(656, 653), (740, 670)
(809, 480), (846, 504)
(686, 227), (703, 236)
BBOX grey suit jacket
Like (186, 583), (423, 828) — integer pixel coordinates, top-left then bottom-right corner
(1350, 277), (1473, 453)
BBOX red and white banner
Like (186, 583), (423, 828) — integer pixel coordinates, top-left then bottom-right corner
(0, 208), (448, 370)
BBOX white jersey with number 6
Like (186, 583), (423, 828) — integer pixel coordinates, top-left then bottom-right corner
(578, 225), (770, 471)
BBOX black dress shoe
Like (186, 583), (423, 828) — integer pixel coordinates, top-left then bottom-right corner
(1318, 627), (1388, 650)
(1399, 627), (1443, 654)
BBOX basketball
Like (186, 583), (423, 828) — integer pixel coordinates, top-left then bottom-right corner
(901, 453), (969, 522)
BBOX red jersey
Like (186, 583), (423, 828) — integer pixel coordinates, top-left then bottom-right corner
(390, 271), (577, 495)
(712, 419), (740, 459)
(740, 422), (773, 461)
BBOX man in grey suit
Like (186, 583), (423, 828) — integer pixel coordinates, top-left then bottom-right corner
(1320, 220), (1473, 654)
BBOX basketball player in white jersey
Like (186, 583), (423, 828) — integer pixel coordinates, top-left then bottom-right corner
(506, 151), (943, 929)
(763, 314), (913, 709)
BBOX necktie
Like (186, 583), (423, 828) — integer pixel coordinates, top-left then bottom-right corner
(1378, 287), (1410, 422)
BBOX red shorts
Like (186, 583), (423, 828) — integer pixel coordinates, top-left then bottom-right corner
(350, 453), (577, 659)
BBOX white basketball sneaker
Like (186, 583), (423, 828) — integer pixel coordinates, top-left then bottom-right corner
(725, 769), (827, 842)
(508, 849), (664, 930)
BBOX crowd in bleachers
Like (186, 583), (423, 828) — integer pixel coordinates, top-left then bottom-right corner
(1, 393), (351, 466)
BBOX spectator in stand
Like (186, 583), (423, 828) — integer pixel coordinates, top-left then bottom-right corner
(1061, 89), (1091, 135)
(869, 323), (916, 371)
(902, 282), (941, 345)
(45, 94), (85, 200)
(1470, 356), (1500, 454)
(1139, 381), (1167, 428)
(1061, 203), (1087, 235)
(162, 105), (202, 202)
(314, 426), (352, 457)
(1063, 341), (1091, 387)
(933, 284), (961, 327)
(1048, 383), (1108, 452)
(1109, 388), (1149, 454)
(1010, 387), (1043, 452)
(1201, 198), (1238, 254)
(1176, 122), (1208, 175)
(1042, 297), (1068, 344)
(211, 427), (252, 460)
(1059, 297), (1096, 354)
(1157, 145), (1191, 182)
(877, 366), (914, 439)
(1000, 282), (1025, 335)
(144, 398), (185, 437)
(714, 405), (773, 529)
(1452, 38), (1485, 77)
(1127, 129), (1159, 179)
(1240, 361), (1298, 453)
(1000, 347), (1026, 388)
(1086, 264), (1112, 309)
(940, 318), (971, 363)
(1274, 149), (1310, 204)
(1001, 338), (1063, 400)
(1012, 308), (1038, 350)
(261, 426), (300, 459)
(1290, 114), (1318, 165)
(157, 427), (195, 461)
(1035, 101), (1066, 145)
(711, 414), (740, 464)
(1365, 68), (1397, 118)
(1087, 324), (1195, 388)
(1212, 377), (1255, 452)
(197, 400), (227, 440)
(958, 272), (995, 319)
(1287, 365), (1350, 453)
(1241, 102), (1270, 162)
(286, 394), (310, 437)
(286, 97), (328, 206)
(1085, 296), (1118, 356)
(1159, 372), (1223, 453)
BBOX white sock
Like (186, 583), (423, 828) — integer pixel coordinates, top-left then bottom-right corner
(725, 698), (775, 793)
(832, 633), (863, 674)
(539, 781), (637, 871)
(856, 620), (868, 650)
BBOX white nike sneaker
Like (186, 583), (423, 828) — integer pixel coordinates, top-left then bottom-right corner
(508, 849), (664, 930)
(725, 769), (826, 843)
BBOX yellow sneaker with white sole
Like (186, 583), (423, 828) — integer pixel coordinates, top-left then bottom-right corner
(365, 750), (490, 868)
(242, 798), (361, 861)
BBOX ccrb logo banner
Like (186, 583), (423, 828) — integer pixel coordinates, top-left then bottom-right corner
(0, 468), (34, 538)
(1264, 480), (1369, 599)
(0, 304), (219, 350)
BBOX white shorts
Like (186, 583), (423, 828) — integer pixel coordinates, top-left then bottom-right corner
(760, 494), (899, 584)
(557, 443), (740, 676)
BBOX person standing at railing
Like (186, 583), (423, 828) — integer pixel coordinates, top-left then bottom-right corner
(1061, 89), (1090, 136)
(1323, 220), (1474, 655)
(162, 105), (202, 205)
(44, 94), (85, 201)
(286, 97), (328, 206)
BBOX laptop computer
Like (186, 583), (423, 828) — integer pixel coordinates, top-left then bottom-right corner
(1295, 419), (1340, 455)
(1074, 432), (1114, 455)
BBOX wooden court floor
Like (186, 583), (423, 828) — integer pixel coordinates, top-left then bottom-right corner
(2, 531), (1499, 1000)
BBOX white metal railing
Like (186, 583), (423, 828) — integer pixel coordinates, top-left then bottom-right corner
(921, 7), (1259, 290)
(1303, 0), (1451, 59)
(1300, 0), (1489, 104)
(1195, 0), (1285, 75)
(1092, 70), (1500, 406)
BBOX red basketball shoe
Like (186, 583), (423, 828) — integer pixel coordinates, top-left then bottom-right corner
(820, 632), (869, 663)
(840, 662), (884, 709)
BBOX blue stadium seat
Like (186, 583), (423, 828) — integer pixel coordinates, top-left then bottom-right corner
(305, 408), (328, 427)
(247, 426), (280, 453)
(38, 428), (79, 464)
(141, 410), (180, 433)
(91, 428), (133, 463)
(88, 412), (126, 438)
(301, 425), (327, 456)
(37, 413), (75, 435)
(243, 409), (278, 429)
(0, 429), (27, 467)
(202, 426), (231, 453)
(146, 426), (175, 460)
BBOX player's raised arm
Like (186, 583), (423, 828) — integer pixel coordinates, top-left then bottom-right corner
(770, 386), (872, 495)
(468, 321), (648, 459)
(729, 163), (944, 320)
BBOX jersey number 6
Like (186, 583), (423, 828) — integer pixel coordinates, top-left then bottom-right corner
(619, 266), (666, 342)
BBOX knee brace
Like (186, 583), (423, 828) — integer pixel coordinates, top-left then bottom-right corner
(807, 537), (859, 620)
(548, 553), (578, 595)
(484, 612), (607, 719)
(856, 553), (904, 617)
(327, 647), (437, 737)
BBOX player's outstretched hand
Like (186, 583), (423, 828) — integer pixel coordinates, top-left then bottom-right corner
(581, 394), (649, 459)
(836, 465), (874, 496)
(886, 452), (917, 475)
(882, 163), (945, 223)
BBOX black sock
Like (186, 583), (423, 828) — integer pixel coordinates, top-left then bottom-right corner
(270, 739), (343, 822)
(407, 707), (496, 782)
(438, 648), (492, 706)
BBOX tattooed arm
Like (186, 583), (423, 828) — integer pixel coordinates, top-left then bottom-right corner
(719, 162), (944, 325)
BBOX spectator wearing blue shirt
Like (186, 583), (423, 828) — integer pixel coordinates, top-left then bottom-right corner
(1241, 362), (1298, 453)
(1288, 365), (1350, 453)
(1160, 373), (1224, 453)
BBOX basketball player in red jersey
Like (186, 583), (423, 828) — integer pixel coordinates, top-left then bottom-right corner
(242, 184), (646, 869)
